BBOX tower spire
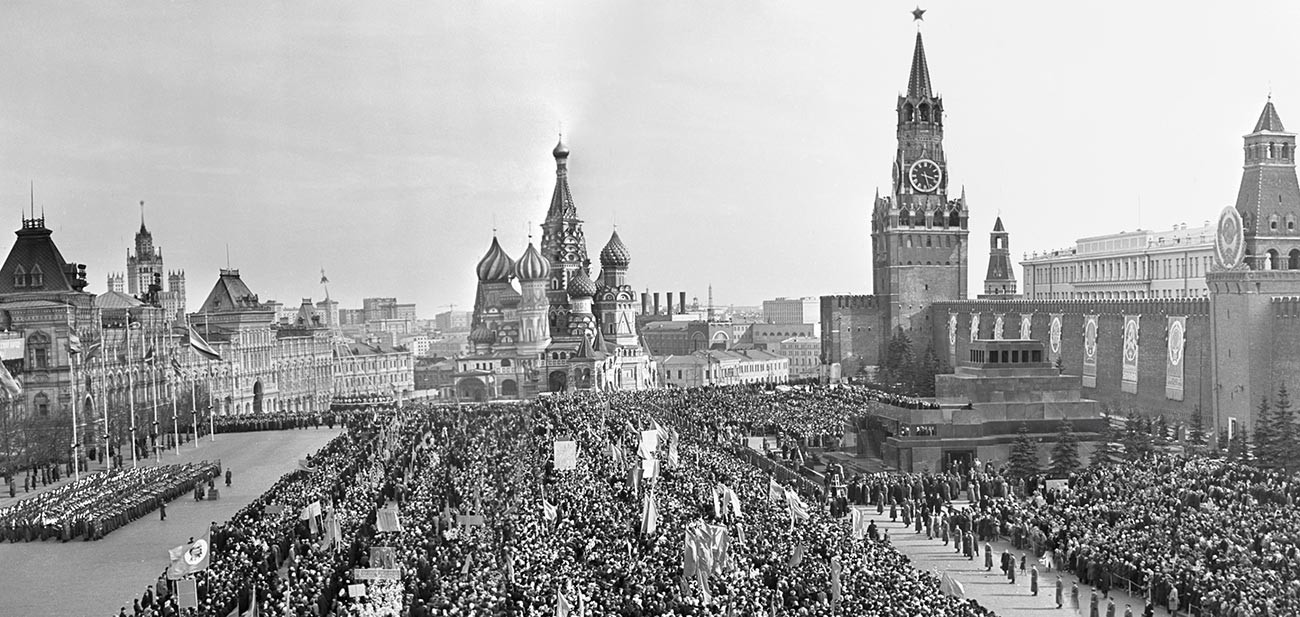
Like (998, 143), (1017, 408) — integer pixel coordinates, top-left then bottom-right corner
(140, 200), (145, 231)
(907, 30), (933, 99)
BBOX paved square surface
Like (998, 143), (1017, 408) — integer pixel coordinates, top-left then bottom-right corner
(0, 428), (339, 617)
(879, 504), (1176, 617)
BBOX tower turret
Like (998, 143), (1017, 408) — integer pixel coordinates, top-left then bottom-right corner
(594, 229), (639, 347)
(981, 216), (1017, 298)
(1234, 99), (1300, 270)
(540, 137), (590, 339)
(515, 241), (552, 355)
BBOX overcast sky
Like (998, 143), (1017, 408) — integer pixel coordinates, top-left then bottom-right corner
(0, 1), (1297, 314)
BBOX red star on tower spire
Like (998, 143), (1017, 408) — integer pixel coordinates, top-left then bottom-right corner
(912, 6), (926, 21)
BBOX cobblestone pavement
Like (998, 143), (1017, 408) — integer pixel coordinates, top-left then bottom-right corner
(0, 428), (340, 617)
(878, 503), (1176, 617)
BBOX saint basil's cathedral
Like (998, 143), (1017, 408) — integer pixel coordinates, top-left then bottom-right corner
(455, 139), (656, 401)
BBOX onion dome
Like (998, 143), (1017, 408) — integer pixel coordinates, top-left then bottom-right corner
(469, 323), (496, 346)
(599, 230), (631, 269)
(475, 237), (515, 283)
(514, 242), (550, 282)
(566, 269), (597, 298)
(552, 136), (569, 159)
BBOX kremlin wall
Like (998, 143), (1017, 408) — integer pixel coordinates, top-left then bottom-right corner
(929, 299), (1211, 424)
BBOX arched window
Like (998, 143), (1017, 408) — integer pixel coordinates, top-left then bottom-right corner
(12, 265), (24, 288)
(1267, 249), (1280, 270)
(903, 102), (914, 122)
(948, 210), (960, 227)
(28, 265), (42, 288)
(27, 331), (50, 369)
(918, 103), (930, 122)
(1290, 250), (1300, 270)
(1270, 216), (1280, 231)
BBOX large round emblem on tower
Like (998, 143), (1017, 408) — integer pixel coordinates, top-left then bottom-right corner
(908, 159), (942, 193)
(1213, 206), (1244, 270)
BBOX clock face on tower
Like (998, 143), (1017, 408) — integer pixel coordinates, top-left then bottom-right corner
(908, 159), (942, 193)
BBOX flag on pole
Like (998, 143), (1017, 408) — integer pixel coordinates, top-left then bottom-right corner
(542, 497), (557, 523)
(167, 532), (212, 580)
(725, 485), (742, 519)
(556, 586), (572, 617)
(171, 357), (184, 379)
(939, 571), (966, 598)
(785, 488), (809, 524)
(788, 542), (805, 567)
(67, 332), (82, 355)
(641, 492), (658, 535)
(242, 586), (258, 617)
(187, 325), (222, 361)
(83, 339), (102, 361)
(143, 346), (155, 362)
(0, 361), (21, 397)
(830, 556), (843, 603)
(768, 478), (783, 502)
(320, 269), (330, 285)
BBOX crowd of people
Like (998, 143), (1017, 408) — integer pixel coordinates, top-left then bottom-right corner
(0, 461), (220, 542)
(113, 388), (992, 616)
(212, 411), (343, 434)
(632, 384), (934, 453)
(98, 382), (1300, 617)
(962, 455), (1300, 616)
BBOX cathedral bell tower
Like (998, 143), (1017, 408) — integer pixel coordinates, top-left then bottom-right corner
(872, 20), (970, 349)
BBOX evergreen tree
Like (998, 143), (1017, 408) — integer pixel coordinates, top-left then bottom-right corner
(1187, 406), (1206, 448)
(1154, 414), (1170, 446)
(1122, 410), (1153, 462)
(1216, 427), (1230, 455)
(878, 330), (914, 389)
(1008, 423), (1041, 482)
(1228, 429), (1251, 464)
(911, 345), (941, 397)
(1048, 419), (1081, 478)
(1271, 384), (1298, 473)
(1090, 414), (1122, 468)
(1254, 396), (1277, 470)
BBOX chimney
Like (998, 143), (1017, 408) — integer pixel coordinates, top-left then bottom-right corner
(679, 291), (687, 314)
(641, 292), (649, 315)
(666, 292), (674, 316)
(653, 293), (661, 315)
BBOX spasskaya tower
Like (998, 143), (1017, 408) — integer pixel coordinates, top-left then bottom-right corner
(871, 14), (970, 350)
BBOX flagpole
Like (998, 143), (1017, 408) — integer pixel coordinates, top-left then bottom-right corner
(69, 331), (80, 482)
(100, 327), (109, 472)
(96, 308), (109, 472)
(190, 365), (198, 448)
(127, 318), (137, 468)
(151, 323), (160, 464)
(207, 362), (214, 442)
(170, 352), (179, 457)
